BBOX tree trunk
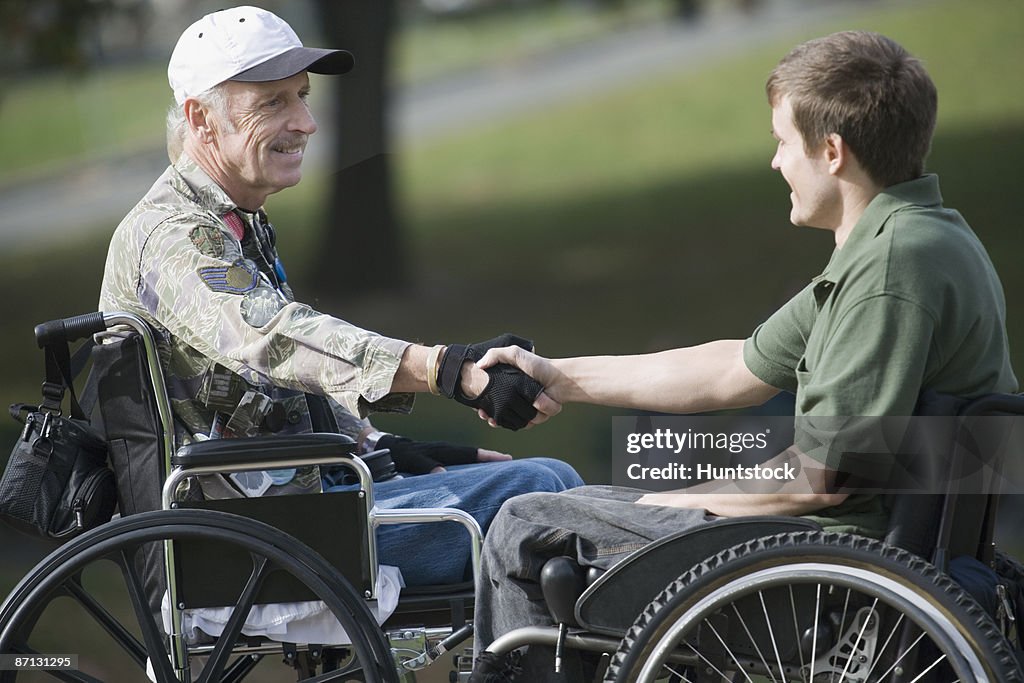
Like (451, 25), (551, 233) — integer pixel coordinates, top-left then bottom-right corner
(311, 0), (406, 298)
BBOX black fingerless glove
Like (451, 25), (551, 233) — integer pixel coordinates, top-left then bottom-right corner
(437, 334), (541, 431)
(378, 435), (478, 475)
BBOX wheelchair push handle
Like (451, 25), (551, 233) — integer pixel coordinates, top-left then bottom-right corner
(35, 312), (108, 348)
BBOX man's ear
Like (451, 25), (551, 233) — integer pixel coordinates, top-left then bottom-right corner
(183, 98), (215, 143)
(824, 132), (848, 176)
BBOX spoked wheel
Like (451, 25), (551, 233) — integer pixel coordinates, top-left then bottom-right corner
(607, 531), (1023, 683)
(0, 510), (398, 683)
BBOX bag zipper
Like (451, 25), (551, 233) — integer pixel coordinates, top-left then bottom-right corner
(52, 468), (113, 538)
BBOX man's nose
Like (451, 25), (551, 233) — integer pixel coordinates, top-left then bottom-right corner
(293, 102), (318, 135)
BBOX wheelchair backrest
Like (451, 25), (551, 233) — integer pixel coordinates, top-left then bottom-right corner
(885, 392), (1024, 568)
(93, 333), (168, 517)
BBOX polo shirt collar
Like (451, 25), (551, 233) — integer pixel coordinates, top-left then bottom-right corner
(818, 174), (943, 282)
(171, 152), (241, 217)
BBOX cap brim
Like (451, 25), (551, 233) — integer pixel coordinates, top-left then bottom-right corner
(230, 47), (354, 82)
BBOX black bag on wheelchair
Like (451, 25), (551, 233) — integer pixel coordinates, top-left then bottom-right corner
(0, 337), (117, 539)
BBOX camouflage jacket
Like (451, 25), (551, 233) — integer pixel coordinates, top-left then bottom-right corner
(99, 154), (413, 466)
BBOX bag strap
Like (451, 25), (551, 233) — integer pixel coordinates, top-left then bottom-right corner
(39, 339), (94, 420)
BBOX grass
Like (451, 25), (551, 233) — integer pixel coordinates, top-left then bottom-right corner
(0, 0), (672, 184)
(395, 0), (674, 84)
(0, 64), (169, 184)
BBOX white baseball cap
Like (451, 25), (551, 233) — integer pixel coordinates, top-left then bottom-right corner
(168, 6), (354, 105)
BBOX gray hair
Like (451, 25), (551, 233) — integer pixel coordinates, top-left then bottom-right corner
(165, 84), (233, 163)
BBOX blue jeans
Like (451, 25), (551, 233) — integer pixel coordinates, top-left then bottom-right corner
(324, 458), (583, 586)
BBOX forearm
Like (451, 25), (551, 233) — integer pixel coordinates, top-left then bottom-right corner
(550, 339), (777, 413)
(644, 491), (848, 517)
(637, 445), (848, 516)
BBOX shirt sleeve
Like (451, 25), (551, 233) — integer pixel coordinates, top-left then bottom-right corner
(743, 282), (817, 393)
(138, 215), (412, 417)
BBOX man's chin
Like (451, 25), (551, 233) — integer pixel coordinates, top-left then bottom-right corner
(270, 172), (303, 193)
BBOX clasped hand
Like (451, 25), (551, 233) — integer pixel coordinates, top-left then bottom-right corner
(447, 334), (561, 430)
(473, 343), (562, 429)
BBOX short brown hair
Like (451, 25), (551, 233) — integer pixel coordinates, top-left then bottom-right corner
(766, 31), (937, 187)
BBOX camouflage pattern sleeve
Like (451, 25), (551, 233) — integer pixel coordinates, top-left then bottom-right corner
(138, 215), (412, 418)
(326, 395), (373, 440)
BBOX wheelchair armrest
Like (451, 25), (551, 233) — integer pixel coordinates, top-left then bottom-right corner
(575, 516), (822, 636)
(171, 432), (357, 469)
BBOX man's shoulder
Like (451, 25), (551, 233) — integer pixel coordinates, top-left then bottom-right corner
(883, 206), (985, 280)
(114, 165), (227, 249)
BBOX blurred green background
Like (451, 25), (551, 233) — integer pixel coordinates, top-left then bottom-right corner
(1, 0), (1022, 678)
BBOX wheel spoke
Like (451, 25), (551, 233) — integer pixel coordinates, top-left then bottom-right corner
(297, 664), (372, 682)
(862, 611), (904, 681)
(196, 554), (272, 683)
(787, 585), (805, 679)
(731, 603), (778, 683)
(663, 664), (694, 683)
(683, 639), (734, 681)
(702, 618), (754, 683)
(835, 599), (877, 683)
(63, 572), (147, 667)
(808, 583), (822, 682)
(758, 590), (786, 681)
(832, 586), (852, 683)
(872, 630), (926, 681)
(905, 653), (948, 683)
(115, 547), (178, 683)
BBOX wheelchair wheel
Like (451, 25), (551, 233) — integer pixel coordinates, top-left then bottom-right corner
(0, 509), (398, 683)
(607, 531), (1023, 683)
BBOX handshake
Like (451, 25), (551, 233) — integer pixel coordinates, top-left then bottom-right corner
(435, 333), (555, 431)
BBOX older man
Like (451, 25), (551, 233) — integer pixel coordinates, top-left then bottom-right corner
(99, 5), (580, 598)
(470, 30), (1017, 681)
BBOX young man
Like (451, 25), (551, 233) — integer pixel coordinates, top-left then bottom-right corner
(470, 30), (1017, 681)
(99, 5), (579, 605)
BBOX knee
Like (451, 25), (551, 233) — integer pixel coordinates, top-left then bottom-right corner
(495, 491), (563, 523)
(526, 457), (584, 489)
(506, 458), (583, 493)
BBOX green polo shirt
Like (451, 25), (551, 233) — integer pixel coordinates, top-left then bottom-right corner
(744, 174), (1017, 535)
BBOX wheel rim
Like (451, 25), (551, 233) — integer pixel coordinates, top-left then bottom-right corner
(636, 563), (988, 683)
(0, 511), (395, 683)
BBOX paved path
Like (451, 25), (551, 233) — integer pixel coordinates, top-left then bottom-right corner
(0, 0), (908, 248)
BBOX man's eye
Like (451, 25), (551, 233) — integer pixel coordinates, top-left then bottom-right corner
(264, 98), (281, 108)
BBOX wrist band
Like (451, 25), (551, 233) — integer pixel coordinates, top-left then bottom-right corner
(426, 344), (445, 396)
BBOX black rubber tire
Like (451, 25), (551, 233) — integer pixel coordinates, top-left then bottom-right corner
(0, 509), (398, 683)
(607, 530), (1023, 683)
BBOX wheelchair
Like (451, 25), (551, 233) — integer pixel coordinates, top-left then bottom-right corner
(1, 312), (1023, 683)
(0, 312), (481, 683)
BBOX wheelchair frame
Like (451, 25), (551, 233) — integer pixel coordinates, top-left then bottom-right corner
(1, 312), (486, 683)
